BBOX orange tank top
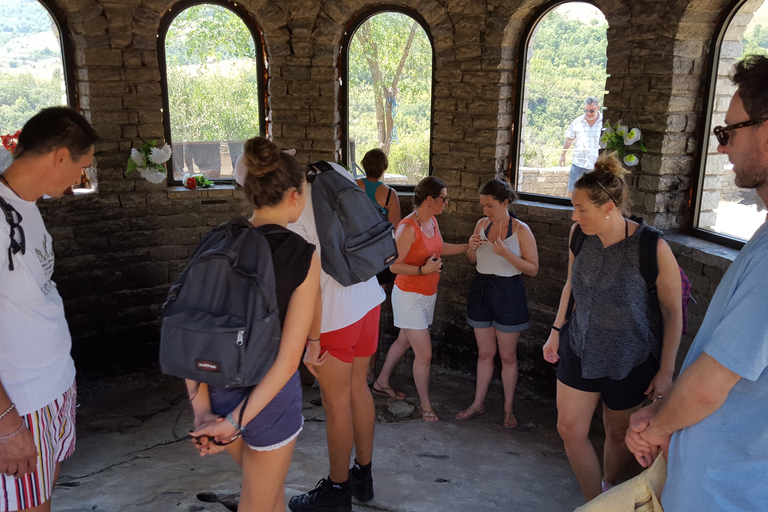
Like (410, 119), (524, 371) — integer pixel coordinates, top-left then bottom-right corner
(395, 216), (443, 296)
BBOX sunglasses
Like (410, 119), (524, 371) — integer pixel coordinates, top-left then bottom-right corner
(585, 109), (597, 113)
(0, 198), (24, 271)
(713, 118), (768, 146)
(431, 194), (449, 203)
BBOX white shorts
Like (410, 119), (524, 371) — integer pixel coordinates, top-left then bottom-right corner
(0, 383), (76, 512)
(392, 285), (437, 330)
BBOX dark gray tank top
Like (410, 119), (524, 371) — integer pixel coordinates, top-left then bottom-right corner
(568, 221), (661, 380)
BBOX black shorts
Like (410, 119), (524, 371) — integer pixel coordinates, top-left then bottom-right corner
(466, 274), (530, 333)
(556, 324), (658, 411)
(376, 266), (394, 285)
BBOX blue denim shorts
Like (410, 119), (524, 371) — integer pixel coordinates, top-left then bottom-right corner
(466, 274), (530, 333)
(208, 371), (303, 451)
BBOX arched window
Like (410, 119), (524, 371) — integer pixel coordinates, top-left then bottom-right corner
(694, 0), (768, 246)
(0, 0), (73, 171)
(344, 9), (433, 186)
(513, 2), (608, 200)
(160, 2), (266, 184)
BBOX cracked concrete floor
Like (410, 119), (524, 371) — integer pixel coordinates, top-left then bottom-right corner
(51, 368), (587, 512)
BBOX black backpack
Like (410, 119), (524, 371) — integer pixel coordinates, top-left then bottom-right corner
(159, 218), (282, 388)
(568, 217), (692, 334)
(308, 161), (397, 286)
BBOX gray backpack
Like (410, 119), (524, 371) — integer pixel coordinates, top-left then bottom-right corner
(309, 161), (397, 286)
(159, 218), (281, 388)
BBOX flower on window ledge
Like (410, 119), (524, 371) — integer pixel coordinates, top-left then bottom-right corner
(126, 140), (172, 183)
(1, 130), (21, 155)
(599, 120), (646, 167)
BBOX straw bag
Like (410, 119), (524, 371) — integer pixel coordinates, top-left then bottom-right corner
(575, 455), (666, 512)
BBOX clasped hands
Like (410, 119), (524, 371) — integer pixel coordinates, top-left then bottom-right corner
(189, 413), (240, 456)
(625, 399), (672, 468)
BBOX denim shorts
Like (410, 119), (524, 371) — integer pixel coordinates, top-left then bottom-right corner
(466, 274), (529, 333)
(556, 325), (658, 411)
(209, 371), (303, 451)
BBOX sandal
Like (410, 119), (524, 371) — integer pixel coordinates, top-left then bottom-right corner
(503, 409), (518, 429)
(421, 407), (439, 422)
(455, 405), (485, 421)
(371, 381), (406, 401)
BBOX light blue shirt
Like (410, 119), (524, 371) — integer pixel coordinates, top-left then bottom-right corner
(663, 221), (768, 511)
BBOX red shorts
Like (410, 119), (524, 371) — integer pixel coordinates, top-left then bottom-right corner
(320, 306), (380, 363)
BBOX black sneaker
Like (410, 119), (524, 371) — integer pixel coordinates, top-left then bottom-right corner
(349, 467), (374, 502)
(288, 479), (352, 512)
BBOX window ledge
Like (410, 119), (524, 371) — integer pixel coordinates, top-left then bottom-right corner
(515, 199), (738, 271)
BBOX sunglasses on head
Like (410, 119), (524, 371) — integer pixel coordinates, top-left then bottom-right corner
(713, 118), (768, 146)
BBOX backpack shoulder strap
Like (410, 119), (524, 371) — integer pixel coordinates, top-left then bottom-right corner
(569, 223), (586, 257)
(637, 222), (661, 288)
(565, 223), (586, 320)
(306, 160), (335, 183)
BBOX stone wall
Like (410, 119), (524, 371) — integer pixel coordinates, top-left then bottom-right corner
(32, 0), (746, 385)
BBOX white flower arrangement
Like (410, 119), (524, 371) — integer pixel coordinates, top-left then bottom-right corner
(599, 121), (646, 167)
(126, 141), (172, 183)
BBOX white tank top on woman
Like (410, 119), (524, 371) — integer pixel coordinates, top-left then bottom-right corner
(475, 217), (522, 277)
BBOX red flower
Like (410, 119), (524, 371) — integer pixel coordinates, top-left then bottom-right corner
(186, 177), (197, 189)
(1, 130), (21, 155)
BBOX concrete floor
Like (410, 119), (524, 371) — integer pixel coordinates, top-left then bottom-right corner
(51, 368), (586, 512)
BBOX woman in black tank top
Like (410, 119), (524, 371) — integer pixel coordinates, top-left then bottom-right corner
(186, 138), (321, 512)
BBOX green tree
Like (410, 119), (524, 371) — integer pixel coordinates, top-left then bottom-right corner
(742, 24), (768, 57)
(522, 10), (608, 168)
(165, 4), (259, 143)
(348, 12), (432, 182)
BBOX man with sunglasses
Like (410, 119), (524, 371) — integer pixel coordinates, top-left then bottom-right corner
(625, 55), (768, 511)
(559, 97), (603, 198)
(0, 107), (97, 512)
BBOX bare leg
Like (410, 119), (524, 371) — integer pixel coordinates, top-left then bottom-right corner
(239, 439), (297, 512)
(314, 355), (354, 483)
(497, 330), (520, 428)
(456, 327), (496, 419)
(556, 380), (602, 501)
(602, 402), (643, 486)
(404, 328), (435, 418)
(351, 355), (375, 466)
(374, 329), (410, 390)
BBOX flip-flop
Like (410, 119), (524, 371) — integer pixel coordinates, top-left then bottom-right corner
(421, 408), (439, 422)
(503, 409), (518, 429)
(455, 405), (485, 421)
(371, 381), (406, 401)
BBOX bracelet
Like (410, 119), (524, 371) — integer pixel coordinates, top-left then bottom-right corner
(551, 325), (561, 332)
(0, 403), (15, 421)
(0, 423), (24, 441)
(226, 412), (245, 432)
(308, 337), (320, 343)
(417, 266), (423, 276)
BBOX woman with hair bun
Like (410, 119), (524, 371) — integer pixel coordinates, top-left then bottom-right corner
(188, 137), (321, 512)
(372, 176), (469, 421)
(542, 152), (682, 501)
(456, 179), (539, 428)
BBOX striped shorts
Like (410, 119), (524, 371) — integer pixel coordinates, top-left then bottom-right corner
(0, 383), (76, 512)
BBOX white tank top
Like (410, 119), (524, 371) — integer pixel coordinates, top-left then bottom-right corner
(475, 218), (522, 277)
